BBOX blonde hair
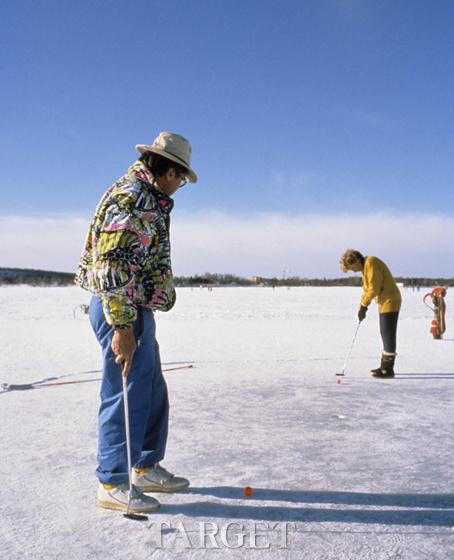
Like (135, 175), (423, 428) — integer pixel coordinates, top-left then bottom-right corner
(340, 249), (365, 273)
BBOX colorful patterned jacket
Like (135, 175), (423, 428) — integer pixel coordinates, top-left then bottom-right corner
(75, 161), (176, 326)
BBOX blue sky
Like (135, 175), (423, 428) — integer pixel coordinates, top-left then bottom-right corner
(1, 0), (454, 276)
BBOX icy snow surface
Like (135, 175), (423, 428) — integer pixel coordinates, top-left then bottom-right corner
(1, 285), (454, 559)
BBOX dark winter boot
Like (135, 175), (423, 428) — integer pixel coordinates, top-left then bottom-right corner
(371, 353), (396, 378)
(370, 360), (383, 376)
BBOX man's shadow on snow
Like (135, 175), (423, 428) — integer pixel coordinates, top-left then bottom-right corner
(164, 487), (454, 527)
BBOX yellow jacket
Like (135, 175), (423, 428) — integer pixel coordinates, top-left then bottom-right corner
(360, 256), (401, 313)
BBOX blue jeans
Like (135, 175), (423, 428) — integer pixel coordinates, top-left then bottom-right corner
(89, 297), (169, 486)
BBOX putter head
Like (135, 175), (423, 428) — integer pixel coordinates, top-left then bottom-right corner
(335, 372), (345, 376)
(123, 512), (148, 521)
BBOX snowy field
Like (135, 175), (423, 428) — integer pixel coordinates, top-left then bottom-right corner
(1, 285), (454, 559)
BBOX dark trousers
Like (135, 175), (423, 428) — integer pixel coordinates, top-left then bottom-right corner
(379, 311), (399, 353)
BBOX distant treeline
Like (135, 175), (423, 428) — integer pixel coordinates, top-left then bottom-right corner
(174, 273), (365, 287)
(174, 273), (454, 288)
(0, 268), (75, 286)
(1, 268), (453, 288)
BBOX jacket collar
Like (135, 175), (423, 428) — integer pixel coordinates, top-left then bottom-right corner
(128, 161), (174, 214)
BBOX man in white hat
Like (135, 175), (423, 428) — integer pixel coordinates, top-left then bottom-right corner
(76, 132), (197, 513)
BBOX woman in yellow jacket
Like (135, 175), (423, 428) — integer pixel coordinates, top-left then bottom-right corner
(340, 250), (401, 378)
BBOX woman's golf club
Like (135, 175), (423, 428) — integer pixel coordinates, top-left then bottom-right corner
(336, 321), (361, 376)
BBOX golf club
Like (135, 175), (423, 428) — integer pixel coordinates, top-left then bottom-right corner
(122, 372), (148, 521)
(336, 321), (361, 376)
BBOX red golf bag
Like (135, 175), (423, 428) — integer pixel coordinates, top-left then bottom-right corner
(423, 287), (447, 339)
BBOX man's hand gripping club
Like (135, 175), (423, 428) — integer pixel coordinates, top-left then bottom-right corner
(111, 327), (137, 377)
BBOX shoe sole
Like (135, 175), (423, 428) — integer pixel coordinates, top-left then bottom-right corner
(96, 499), (160, 513)
(136, 481), (190, 493)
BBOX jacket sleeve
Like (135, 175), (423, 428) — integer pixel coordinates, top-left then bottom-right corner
(92, 192), (151, 326)
(360, 259), (383, 308)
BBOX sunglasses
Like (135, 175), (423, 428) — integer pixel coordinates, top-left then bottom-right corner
(177, 171), (187, 188)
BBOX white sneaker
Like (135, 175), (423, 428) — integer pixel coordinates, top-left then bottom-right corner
(96, 483), (160, 513)
(132, 463), (190, 493)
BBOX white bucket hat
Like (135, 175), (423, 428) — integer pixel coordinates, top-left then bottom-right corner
(136, 131), (197, 183)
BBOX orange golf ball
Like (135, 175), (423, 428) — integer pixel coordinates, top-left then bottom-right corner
(244, 486), (253, 497)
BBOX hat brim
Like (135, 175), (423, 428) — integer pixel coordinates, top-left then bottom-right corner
(135, 144), (197, 183)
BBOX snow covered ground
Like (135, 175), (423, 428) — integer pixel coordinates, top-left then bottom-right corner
(1, 285), (454, 559)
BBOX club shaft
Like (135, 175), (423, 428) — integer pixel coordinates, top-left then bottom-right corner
(341, 322), (361, 374)
(122, 375), (133, 515)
